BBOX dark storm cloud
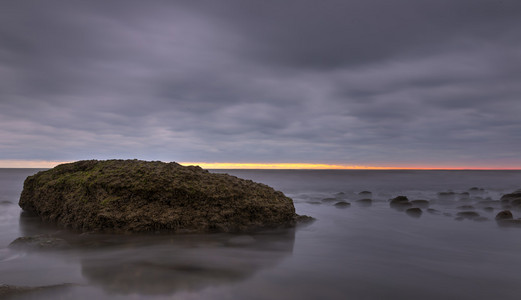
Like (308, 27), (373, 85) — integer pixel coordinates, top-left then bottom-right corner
(1, 0), (521, 167)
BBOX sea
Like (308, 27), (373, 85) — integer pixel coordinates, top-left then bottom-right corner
(1, 168), (521, 300)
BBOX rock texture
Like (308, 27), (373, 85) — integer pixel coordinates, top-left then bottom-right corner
(19, 160), (301, 233)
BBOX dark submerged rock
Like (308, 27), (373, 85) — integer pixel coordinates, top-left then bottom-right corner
(18, 160), (304, 233)
(405, 208), (422, 218)
(9, 234), (70, 250)
(390, 196), (409, 204)
(495, 210), (513, 220)
(500, 190), (521, 203)
(389, 196), (411, 210)
(334, 201), (351, 208)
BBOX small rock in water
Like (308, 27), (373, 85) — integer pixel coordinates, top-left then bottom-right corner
(8, 235), (70, 251)
(334, 201), (351, 208)
(390, 196), (409, 204)
(500, 190), (521, 203)
(482, 207), (494, 212)
(495, 210), (513, 220)
(390, 196), (412, 210)
(405, 208), (422, 218)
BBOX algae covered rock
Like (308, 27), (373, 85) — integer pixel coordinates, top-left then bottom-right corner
(19, 160), (300, 233)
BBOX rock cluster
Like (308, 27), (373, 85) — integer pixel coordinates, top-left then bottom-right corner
(19, 160), (302, 233)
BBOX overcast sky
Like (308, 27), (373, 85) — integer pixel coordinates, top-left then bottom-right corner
(1, 0), (521, 168)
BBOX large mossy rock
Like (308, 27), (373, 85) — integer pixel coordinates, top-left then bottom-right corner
(19, 160), (299, 233)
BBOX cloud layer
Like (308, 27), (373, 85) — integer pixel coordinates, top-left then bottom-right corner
(1, 0), (521, 167)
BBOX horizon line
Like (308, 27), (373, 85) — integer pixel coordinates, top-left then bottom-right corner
(0, 160), (519, 170)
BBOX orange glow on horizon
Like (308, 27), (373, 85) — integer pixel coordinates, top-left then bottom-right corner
(179, 162), (520, 170)
(0, 160), (72, 168)
(0, 160), (518, 170)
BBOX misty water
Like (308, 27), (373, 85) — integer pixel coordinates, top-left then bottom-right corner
(2, 169), (521, 299)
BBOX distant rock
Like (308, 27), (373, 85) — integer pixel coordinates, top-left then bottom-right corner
(18, 160), (306, 233)
(390, 196), (409, 204)
(389, 196), (411, 210)
(500, 190), (521, 203)
(334, 201), (351, 208)
(495, 210), (513, 220)
(358, 191), (372, 197)
(405, 208), (422, 218)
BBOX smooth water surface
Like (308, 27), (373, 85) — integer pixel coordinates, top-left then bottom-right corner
(2, 169), (521, 299)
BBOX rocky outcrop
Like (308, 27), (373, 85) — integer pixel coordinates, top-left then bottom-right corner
(19, 160), (304, 233)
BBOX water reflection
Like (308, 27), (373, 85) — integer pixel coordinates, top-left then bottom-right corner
(16, 213), (295, 297)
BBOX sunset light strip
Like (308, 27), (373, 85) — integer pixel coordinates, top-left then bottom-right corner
(0, 160), (519, 170)
(178, 162), (519, 170)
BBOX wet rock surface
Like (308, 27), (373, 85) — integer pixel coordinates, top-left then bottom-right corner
(18, 160), (305, 233)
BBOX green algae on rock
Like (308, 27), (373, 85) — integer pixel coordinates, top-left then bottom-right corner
(19, 160), (301, 233)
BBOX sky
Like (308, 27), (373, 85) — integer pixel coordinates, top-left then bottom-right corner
(1, 0), (521, 169)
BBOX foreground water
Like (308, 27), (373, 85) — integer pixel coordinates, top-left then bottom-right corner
(1, 169), (521, 299)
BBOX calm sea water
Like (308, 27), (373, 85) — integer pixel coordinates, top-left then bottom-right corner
(2, 169), (521, 299)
